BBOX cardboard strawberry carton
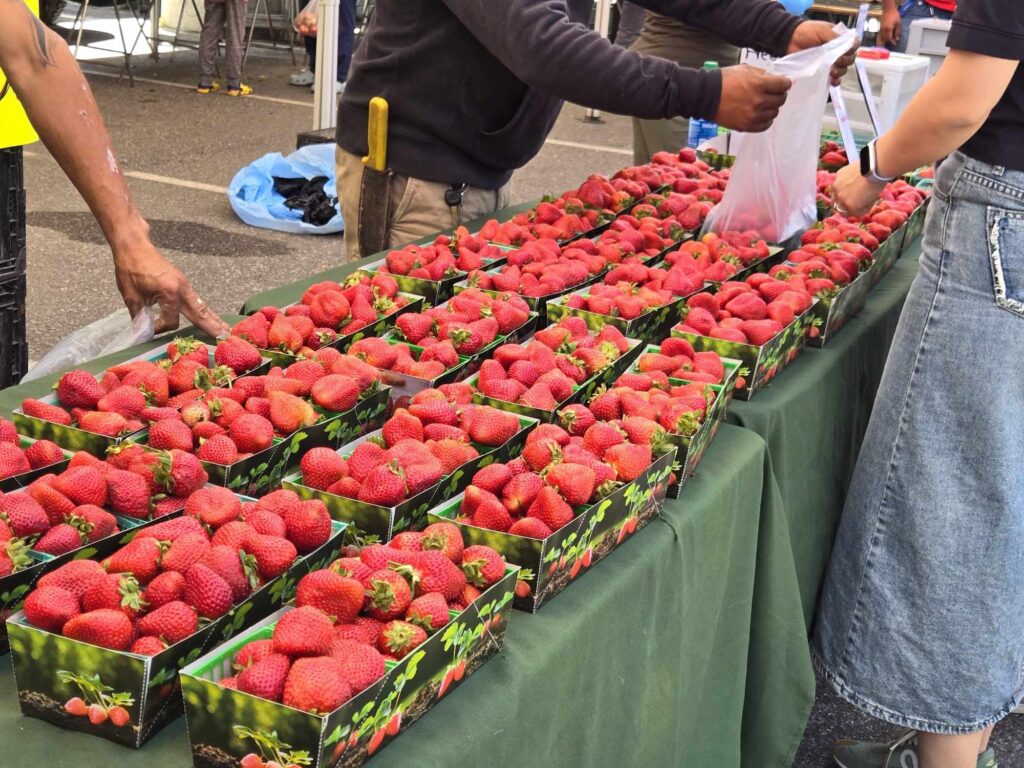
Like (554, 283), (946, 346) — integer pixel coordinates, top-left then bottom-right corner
(6, 488), (348, 747)
(283, 396), (537, 539)
(545, 259), (707, 342)
(361, 231), (511, 304)
(179, 534), (518, 768)
(620, 342), (740, 498)
(426, 442), (675, 612)
(233, 275), (425, 367)
(387, 287), (540, 364)
(0, 428), (72, 493)
(463, 321), (644, 423)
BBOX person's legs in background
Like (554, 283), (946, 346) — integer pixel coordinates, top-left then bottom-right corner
(337, 0), (356, 85)
(891, 1), (953, 54)
(197, 0), (226, 90)
(631, 116), (688, 165)
(222, 0), (250, 94)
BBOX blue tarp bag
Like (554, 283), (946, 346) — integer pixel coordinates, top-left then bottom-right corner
(228, 143), (344, 235)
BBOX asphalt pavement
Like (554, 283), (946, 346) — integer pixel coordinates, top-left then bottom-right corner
(20, 38), (1024, 768)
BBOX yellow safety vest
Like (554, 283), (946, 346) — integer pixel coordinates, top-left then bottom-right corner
(0, 0), (41, 149)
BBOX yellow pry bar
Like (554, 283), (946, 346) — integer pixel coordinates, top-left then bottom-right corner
(362, 96), (389, 172)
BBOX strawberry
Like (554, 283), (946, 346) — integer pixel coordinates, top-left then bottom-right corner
(98, 386), (148, 419)
(155, 449), (209, 497)
(51, 465), (108, 507)
(284, 499), (333, 553)
(184, 562), (234, 619)
(469, 464), (512, 494)
(740, 319), (784, 346)
(162, 532), (212, 574)
(229, 413), (275, 453)
(0, 418), (16, 443)
(201, 545), (256, 602)
(105, 468), (152, 519)
(358, 461), (407, 507)
(24, 440), (65, 470)
(377, 620), (427, 658)
(214, 335), (263, 374)
(300, 448), (347, 491)
(582, 422), (625, 458)
(382, 409), (423, 447)
(461, 545), (505, 588)
(296, 570), (364, 624)
(558, 404), (596, 436)
(284, 656), (352, 713)
(37, 559), (106, 598)
(310, 374), (360, 413)
(508, 516), (554, 539)
(328, 639), (387, 691)
(237, 653), (292, 702)
(472, 496), (514, 532)
(142, 570), (185, 608)
(389, 531), (423, 551)
(520, 382), (558, 410)
(135, 599), (199, 644)
(405, 550), (467, 600)
(71, 504), (118, 540)
(80, 573), (145, 618)
(131, 636), (168, 656)
(243, 533), (298, 580)
(24, 585), (80, 632)
(35, 524), (86, 555)
(273, 605), (335, 656)
(604, 442), (653, 482)
(255, 488), (302, 517)
(501, 472), (544, 515)
(244, 508), (287, 537)
(197, 434), (239, 464)
(466, 407), (520, 446)
(527, 486), (575, 530)
(21, 398), (73, 425)
(185, 485), (242, 528)
(1, 493), (50, 537)
(405, 592), (450, 631)
(546, 462), (596, 506)
(363, 568), (413, 621)
(104, 536), (163, 583)
(57, 370), (105, 409)
(233, 638), (275, 671)
(63, 608), (134, 650)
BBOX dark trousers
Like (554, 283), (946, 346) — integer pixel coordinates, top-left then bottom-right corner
(304, 0), (356, 82)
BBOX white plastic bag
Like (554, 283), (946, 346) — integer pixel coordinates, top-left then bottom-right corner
(21, 307), (156, 383)
(702, 27), (858, 243)
(293, 0), (317, 34)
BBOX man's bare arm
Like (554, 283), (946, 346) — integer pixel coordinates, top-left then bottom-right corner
(0, 0), (228, 337)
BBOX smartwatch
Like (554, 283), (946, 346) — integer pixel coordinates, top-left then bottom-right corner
(860, 139), (895, 184)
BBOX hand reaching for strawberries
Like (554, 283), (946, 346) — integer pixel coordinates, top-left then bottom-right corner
(788, 21), (859, 86)
(714, 65), (792, 133)
(113, 241), (230, 340)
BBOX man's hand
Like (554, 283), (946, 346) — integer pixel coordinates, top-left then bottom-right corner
(830, 162), (884, 218)
(788, 21), (859, 85)
(113, 242), (230, 339)
(714, 65), (792, 133)
(878, 6), (902, 48)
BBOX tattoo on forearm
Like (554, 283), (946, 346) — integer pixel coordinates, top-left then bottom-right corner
(3, 0), (57, 68)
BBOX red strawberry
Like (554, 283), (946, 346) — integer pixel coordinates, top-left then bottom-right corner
(200, 545), (256, 602)
(215, 335), (263, 374)
(461, 545), (505, 588)
(501, 472), (545, 515)
(233, 638), (275, 671)
(106, 468), (152, 519)
(527, 486), (575, 530)
(196, 434), (239, 464)
(466, 407), (520, 446)
(237, 653), (292, 702)
(142, 570), (185, 608)
(0, 444), (29, 481)
(186, 485), (242, 528)
(24, 585), (80, 632)
(52, 466), (108, 507)
(161, 532), (212, 574)
(364, 568), (413, 621)
(155, 449), (209, 497)
(57, 370), (105, 409)
(296, 570), (364, 624)
(21, 398), (73, 425)
(405, 592), (450, 631)
(1, 493), (49, 537)
(358, 461), (407, 507)
(131, 636), (168, 656)
(604, 442), (653, 482)
(229, 413), (275, 453)
(328, 639), (386, 691)
(582, 422), (625, 458)
(273, 605), (335, 656)
(377, 620), (427, 658)
(104, 536), (163, 583)
(545, 462), (596, 507)
(508, 516), (553, 539)
(283, 656), (352, 713)
(300, 447), (347, 491)
(558, 404), (596, 436)
(37, 559), (106, 598)
(740, 319), (784, 346)
(472, 496), (514, 532)
(244, 533), (298, 580)
(382, 409), (423, 447)
(62, 608), (134, 650)
(244, 508), (287, 537)
(71, 504), (119, 540)
(24, 440), (65, 470)
(310, 374), (360, 413)
(470, 463), (512, 494)
(184, 563), (234, 619)
(284, 499), (333, 553)
(136, 599), (200, 644)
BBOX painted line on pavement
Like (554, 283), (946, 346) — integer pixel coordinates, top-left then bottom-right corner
(80, 67), (314, 107)
(24, 150), (227, 195)
(543, 138), (633, 156)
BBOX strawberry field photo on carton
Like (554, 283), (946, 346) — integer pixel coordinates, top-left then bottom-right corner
(0, 418), (66, 483)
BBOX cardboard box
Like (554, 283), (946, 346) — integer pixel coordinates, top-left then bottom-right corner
(191, 386), (391, 498)
(427, 448), (674, 612)
(6, 517), (349, 747)
(464, 337), (644, 423)
(899, 198), (930, 255)
(0, 505), (187, 654)
(671, 305), (816, 400)
(0, 436), (71, 493)
(253, 294), (425, 368)
(283, 415), (537, 539)
(545, 283), (706, 344)
(180, 571), (518, 768)
(625, 345), (741, 499)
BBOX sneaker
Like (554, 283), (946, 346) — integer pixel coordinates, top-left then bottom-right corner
(196, 82), (220, 94)
(226, 83), (253, 97)
(833, 731), (997, 768)
(289, 69), (314, 86)
(308, 80), (345, 95)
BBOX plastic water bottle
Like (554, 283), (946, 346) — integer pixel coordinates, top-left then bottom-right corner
(687, 61), (720, 149)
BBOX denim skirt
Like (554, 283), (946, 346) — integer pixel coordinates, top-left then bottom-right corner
(814, 151), (1024, 734)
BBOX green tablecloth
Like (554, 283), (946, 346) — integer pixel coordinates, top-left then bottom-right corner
(0, 425), (814, 767)
(727, 243), (921, 628)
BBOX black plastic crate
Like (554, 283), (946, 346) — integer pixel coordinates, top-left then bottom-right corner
(0, 147), (26, 284)
(0, 274), (27, 387)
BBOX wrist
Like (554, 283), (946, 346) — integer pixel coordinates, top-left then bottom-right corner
(108, 215), (153, 260)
